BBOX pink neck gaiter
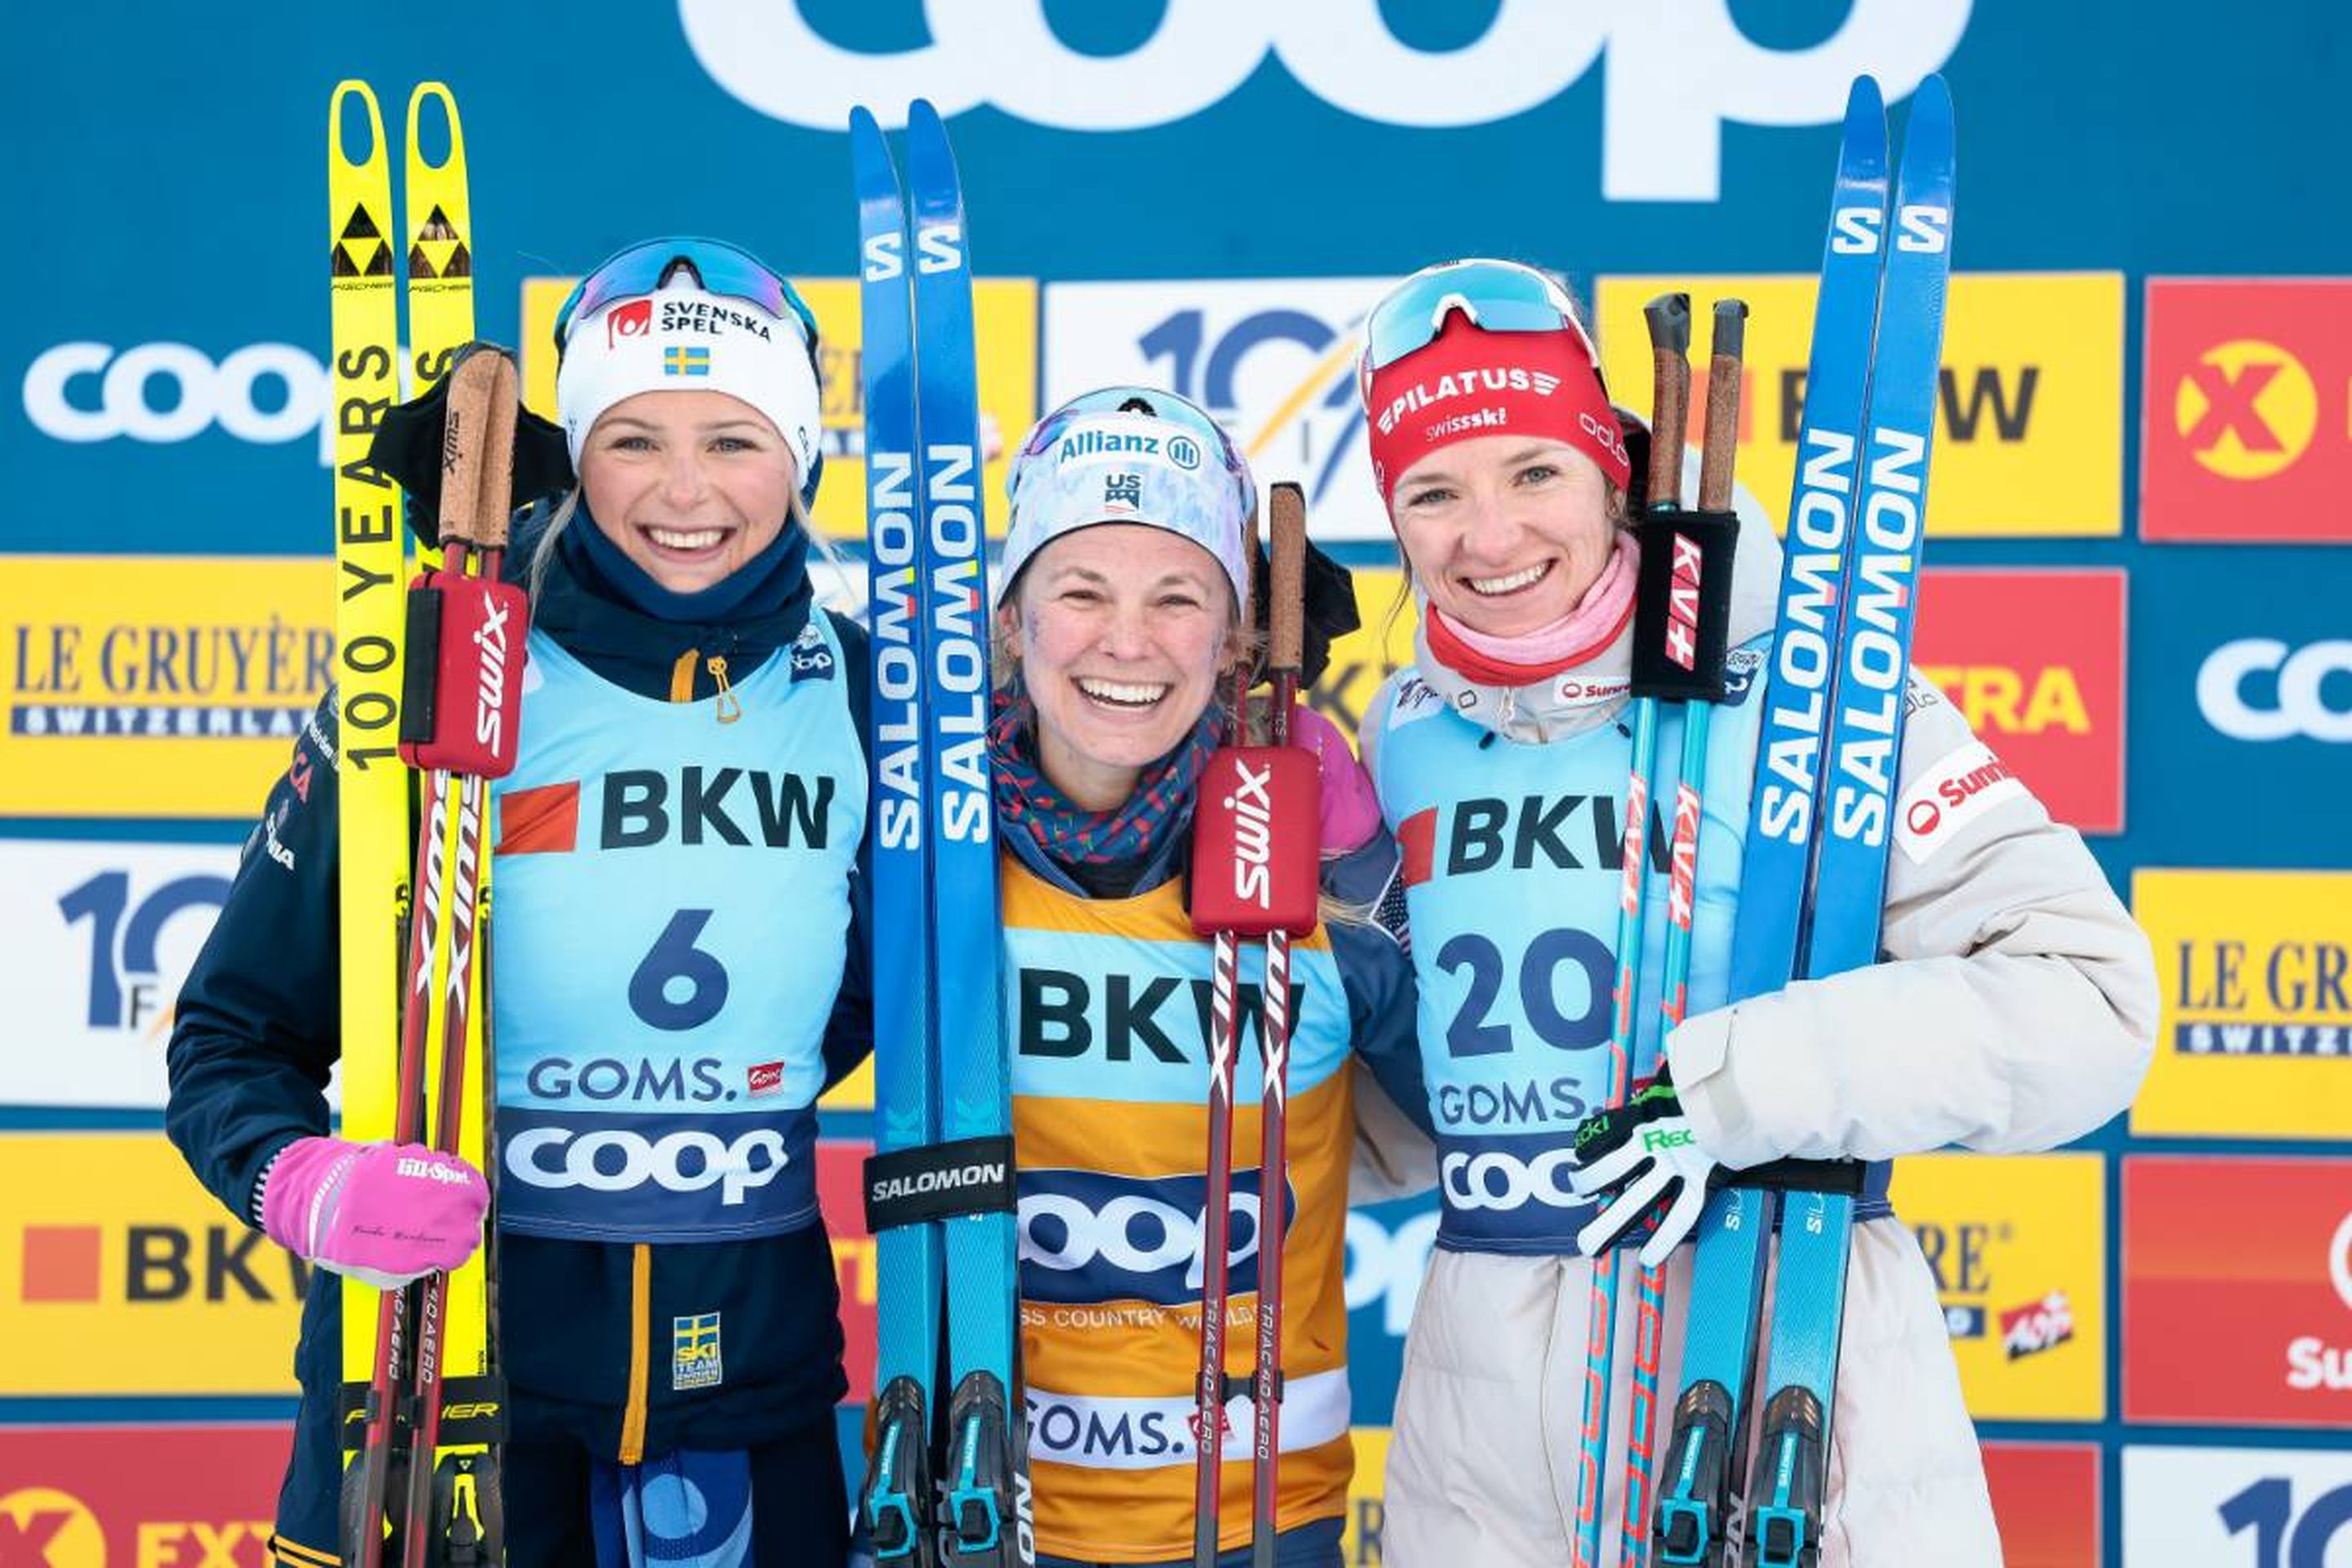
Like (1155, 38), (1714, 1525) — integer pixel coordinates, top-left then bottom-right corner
(1423, 532), (1641, 687)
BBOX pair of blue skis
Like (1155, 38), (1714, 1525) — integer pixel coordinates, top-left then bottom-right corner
(1651, 75), (1955, 1568)
(852, 102), (1036, 1568)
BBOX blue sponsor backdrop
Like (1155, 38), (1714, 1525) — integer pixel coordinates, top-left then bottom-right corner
(6, 3), (2350, 1561)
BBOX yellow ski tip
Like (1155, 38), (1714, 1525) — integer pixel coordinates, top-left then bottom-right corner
(406, 82), (467, 174)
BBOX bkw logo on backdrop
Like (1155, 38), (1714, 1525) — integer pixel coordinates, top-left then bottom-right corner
(679, 0), (1971, 200)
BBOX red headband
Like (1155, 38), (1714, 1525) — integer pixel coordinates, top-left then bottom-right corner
(1363, 317), (1631, 504)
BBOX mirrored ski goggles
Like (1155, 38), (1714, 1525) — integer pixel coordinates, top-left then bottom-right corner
(1358, 258), (1602, 382)
(554, 237), (817, 354)
(1011, 385), (1254, 519)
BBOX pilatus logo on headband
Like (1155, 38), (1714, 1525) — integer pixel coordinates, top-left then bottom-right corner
(660, 298), (773, 341)
(1375, 366), (1564, 436)
(608, 299), (653, 347)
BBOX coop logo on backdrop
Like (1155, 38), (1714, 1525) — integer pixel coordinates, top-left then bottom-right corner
(21, 339), (336, 461)
(682, 1), (1969, 201)
(2198, 638), (2352, 742)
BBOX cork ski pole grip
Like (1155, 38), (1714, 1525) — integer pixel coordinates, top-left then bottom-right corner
(1644, 292), (1692, 509)
(1698, 300), (1748, 512)
(439, 348), (520, 550)
(1269, 482), (1307, 678)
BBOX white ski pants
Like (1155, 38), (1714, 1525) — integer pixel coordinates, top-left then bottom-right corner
(1383, 1218), (2002, 1566)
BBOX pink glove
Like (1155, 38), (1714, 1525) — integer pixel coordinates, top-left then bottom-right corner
(1289, 704), (1381, 857)
(259, 1135), (489, 1289)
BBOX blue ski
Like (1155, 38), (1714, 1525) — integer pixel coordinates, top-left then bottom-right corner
(1654, 74), (1955, 1568)
(906, 100), (1034, 1568)
(853, 100), (1036, 1568)
(1742, 77), (1953, 1568)
(853, 102), (945, 1567)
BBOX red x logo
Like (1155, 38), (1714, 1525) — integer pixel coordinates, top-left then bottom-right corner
(2183, 359), (2284, 452)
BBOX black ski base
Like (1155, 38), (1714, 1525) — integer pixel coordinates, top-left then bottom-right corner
(1744, 1385), (1829, 1568)
(1655, 1379), (1737, 1566)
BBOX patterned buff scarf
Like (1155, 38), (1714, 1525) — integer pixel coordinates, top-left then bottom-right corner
(987, 690), (1223, 869)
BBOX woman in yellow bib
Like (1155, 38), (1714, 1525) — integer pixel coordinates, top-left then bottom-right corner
(984, 387), (1427, 1566)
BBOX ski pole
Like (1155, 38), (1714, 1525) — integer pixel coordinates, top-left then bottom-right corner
(1191, 505), (1258, 1568)
(1247, 482), (1310, 1568)
(1572, 292), (1690, 1568)
(1621, 298), (1748, 1566)
(400, 349), (521, 1568)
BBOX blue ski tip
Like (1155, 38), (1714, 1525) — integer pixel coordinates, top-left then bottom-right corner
(1841, 76), (1889, 174)
(1906, 74), (1957, 180)
(907, 99), (960, 185)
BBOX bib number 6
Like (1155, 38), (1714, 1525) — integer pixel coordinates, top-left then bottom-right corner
(629, 909), (729, 1031)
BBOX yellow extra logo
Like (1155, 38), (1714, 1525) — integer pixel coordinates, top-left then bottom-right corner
(2174, 337), (2320, 480)
(1917, 664), (2091, 737)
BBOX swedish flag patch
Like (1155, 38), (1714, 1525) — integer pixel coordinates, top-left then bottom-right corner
(672, 1312), (723, 1391)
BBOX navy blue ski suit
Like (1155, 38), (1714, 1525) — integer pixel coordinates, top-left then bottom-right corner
(166, 510), (870, 1565)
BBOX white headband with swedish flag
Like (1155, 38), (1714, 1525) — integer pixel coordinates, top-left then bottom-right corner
(555, 279), (823, 486)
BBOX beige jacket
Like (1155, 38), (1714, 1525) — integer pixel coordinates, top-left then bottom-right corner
(1355, 496), (2158, 1565)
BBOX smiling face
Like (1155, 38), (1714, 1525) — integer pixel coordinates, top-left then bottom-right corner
(1001, 523), (1238, 813)
(1388, 433), (1621, 638)
(576, 389), (800, 594)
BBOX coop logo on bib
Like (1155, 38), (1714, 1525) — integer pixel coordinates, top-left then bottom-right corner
(497, 1106), (818, 1241)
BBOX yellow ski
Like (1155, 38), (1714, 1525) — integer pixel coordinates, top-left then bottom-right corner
(329, 77), (504, 1564)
